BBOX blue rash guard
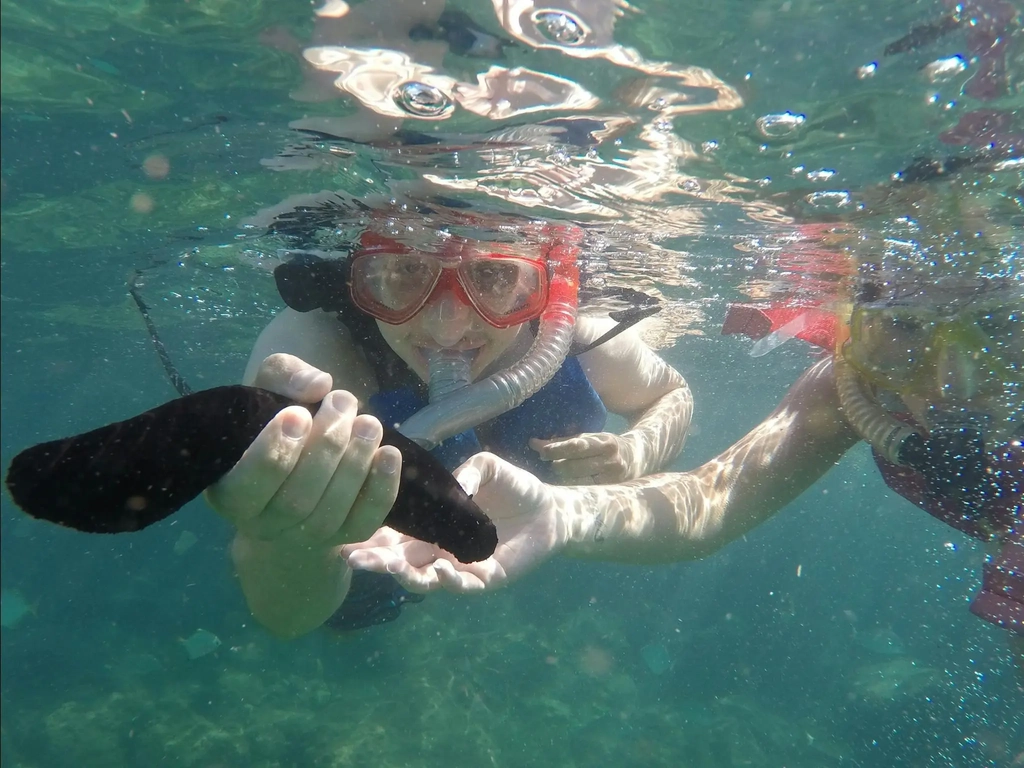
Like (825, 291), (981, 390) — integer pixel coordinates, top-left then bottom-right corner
(368, 356), (608, 476)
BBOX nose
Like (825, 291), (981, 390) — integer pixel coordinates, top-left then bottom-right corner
(420, 290), (474, 348)
(933, 338), (980, 400)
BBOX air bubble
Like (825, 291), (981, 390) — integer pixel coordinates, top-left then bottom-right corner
(756, 111), (806, 138)
(393, 81), (452, 118)
(533, 10), (587, 45)
(857, 62), (878, 79)
(923, 56), (966, 83)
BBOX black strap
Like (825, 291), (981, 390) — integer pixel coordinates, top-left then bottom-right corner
(128, 271), (193, 397)
(570, 286), (662, 356)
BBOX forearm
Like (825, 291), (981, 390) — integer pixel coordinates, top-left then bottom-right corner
(564, 359), (860, 563)
(620, 382), (694, 478)
(231, 534), (351, 639)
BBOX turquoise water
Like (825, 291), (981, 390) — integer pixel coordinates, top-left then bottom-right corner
(2, 0), (1022, 766)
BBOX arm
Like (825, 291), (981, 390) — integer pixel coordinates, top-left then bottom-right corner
(346, 358), (860, 591)
(209, 311), (396, 639)
(532, 316), (693, 482)
(563, 357), (859, 561)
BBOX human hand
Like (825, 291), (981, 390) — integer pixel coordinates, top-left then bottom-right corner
(205, 353), (401, 550)
(529, 432), (638, 484)
(342, 452), (573, 593)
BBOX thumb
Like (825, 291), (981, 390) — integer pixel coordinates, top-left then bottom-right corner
(252, 353), (333, 403)
(454, 451), (507, 497)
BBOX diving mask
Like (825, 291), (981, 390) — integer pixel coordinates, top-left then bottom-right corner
(843, 294), (1022, 401)
(349, 232), (550, 329)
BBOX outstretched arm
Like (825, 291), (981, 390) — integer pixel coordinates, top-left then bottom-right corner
(564, 357), (859, 561)
(346, 358), (860, 591)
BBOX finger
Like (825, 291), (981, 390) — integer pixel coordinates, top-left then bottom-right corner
(348, 548), (441, 593)
(531, 435), (610, 461)
(550, 455), (616, 481)
(391, 563), (443, 594)
(347, 538), (446, 569)
(455, 452), (502, 488)
(284, 409), (380, 540)
(332, 442), (402, 544)
(339, 525), (407, 557)
(252, 353), (333, 403)
(453, 464), (482, 497)
(255, 391), (360, 540)
(434, 559), (490, 593)
(205, 406), (312, 524)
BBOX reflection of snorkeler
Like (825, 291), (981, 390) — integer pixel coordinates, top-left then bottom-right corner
(883, 0), (1023, 179)
(205, 197), (694, 638)
(342, 268), (1021, 635)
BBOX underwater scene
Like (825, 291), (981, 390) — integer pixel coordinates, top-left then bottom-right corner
(1, 0), (1021, 766)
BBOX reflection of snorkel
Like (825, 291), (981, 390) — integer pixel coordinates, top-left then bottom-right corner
(399, 230), (581, 449)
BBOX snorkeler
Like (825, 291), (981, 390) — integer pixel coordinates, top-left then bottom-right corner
(344, 271), (1022, 635)
(204, 199), (695, 639)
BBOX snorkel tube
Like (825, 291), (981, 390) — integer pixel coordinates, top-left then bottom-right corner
(399, 227), (581, 449)
(834, 354), (924, 465)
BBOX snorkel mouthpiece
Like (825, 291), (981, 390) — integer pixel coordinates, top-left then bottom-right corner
(426, 348), (474, 403)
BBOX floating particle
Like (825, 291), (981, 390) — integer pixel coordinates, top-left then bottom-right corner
(640, 643), (672, 675)
(143, 154), (170, 180)
(181, 629), (222, 659)
(131, 193), (154, 214)
(173, 530), (198, 555)
(1, 588), (34, 628)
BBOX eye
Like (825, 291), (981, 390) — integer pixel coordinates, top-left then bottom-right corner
(468, 261), (520, 293)
(399, 260), (430, 276)
(888, 315), (923, 334)
(976, 309), (1019, 338)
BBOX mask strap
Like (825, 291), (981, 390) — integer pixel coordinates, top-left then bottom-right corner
(570, 287), (662, 356)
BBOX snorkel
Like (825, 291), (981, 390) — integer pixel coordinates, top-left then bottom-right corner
(399, 226), (581, 449)
(834, 355), (922, 466)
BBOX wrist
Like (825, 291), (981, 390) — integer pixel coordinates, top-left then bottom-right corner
(559, 485), (613, 555)
(619, 431), (645, 478)
(232, 533), (343, 574)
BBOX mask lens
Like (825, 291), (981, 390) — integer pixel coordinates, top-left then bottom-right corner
(350, 252), (442, 322)
(977, 306), (1024, 361)
(460, 256), (548, 327)
(847, 308), (936, 388)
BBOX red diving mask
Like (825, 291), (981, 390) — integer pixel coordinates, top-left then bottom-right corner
(350, 231), (555, 328)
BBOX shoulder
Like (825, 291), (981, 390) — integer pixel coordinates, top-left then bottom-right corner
(244, 309), (378, 399)
(573, 315), (618, 348)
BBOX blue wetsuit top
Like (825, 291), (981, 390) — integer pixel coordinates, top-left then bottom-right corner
(368, 356), (608, 479)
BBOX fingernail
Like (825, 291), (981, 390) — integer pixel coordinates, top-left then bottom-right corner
(379, 447), (401, 475)
(352, 415), (381, 441)
(330, 390), (355, 412)
(282, 412), (309, 439)
(290, 368), (328, 393)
